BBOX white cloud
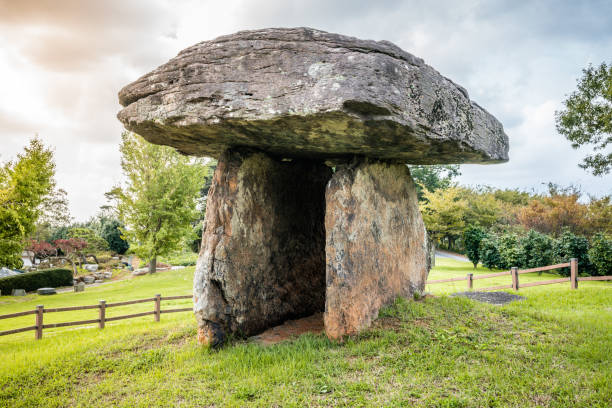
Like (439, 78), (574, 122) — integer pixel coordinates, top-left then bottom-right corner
(0, 0), (610, 221)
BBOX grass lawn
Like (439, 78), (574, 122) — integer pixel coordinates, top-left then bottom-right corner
(0, 261), (610, 407)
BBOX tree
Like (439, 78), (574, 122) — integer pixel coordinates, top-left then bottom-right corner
(409, 164), (461, 202)
(521, 229), (555, 269)
(517, 184), (588, 236)
(497, 232), (525, 269)
(31, 188), (72, 242)
(555, 62), (611, 176)
(0, 137), (55, 268)
(420, 187), (468, 250)
(463, 225), (487, 268)
(107, 132), (206, 273)
(479, 236), (502, 270)
(553, 229), (591, 276)
(588, 233), (612, 276)
(69, 227), (109, 254)
(99, 218), (129, 255)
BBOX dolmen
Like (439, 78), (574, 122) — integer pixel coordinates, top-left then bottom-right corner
(118, 28), (508, 346)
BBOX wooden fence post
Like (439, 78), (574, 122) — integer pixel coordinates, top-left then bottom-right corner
(570, 258), (578, 289)
(467, 273), (473, 290)
(511, 267), (519, 291)
(99, 300), (106, 329)
(154, 294), (161, 322)
(35, 305), (44, 340)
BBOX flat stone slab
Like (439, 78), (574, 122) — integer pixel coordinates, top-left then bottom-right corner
(118, 27), (508, 164)
(452, 291), (524, 305)
(11, 289), (26, 296)
(37, 287), (57, 295)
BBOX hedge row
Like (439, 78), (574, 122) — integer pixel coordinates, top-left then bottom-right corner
(464, 227), (612, 276)
(0, 268), (73, 294)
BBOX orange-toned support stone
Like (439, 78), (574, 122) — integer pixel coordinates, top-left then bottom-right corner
(324, 159), (430, 340)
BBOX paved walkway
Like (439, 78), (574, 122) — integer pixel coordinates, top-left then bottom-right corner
(435, 250), (470, 262)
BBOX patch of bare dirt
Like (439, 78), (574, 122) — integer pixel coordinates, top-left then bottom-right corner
(250, 313), (324, 345)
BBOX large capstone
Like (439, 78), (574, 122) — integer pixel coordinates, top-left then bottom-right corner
(194, 149), (331, 346)
(118, 27), (508, 165)
(324, 160), (429, 339)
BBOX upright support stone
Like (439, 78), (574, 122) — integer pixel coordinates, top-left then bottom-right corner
(324, 159), (430, 339)
(194, 149), (331, 346)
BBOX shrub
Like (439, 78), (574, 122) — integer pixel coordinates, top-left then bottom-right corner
(588, 233), (612, 276)
(553, 229), (591, 276)
(0, 268), (73, 294)
(463, 225), (487, 268)
(521, 230), (555, 268)
(497, 232), (525, 269)
(479, 236), (502, 270)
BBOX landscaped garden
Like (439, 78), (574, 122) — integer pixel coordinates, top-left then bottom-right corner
(1, 259), (610, 407)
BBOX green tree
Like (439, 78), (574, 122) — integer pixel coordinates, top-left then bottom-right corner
(463, 225), (487, 268)
(555, 62), (612, 176)
(99, 218), (129, 255)
(587, 233), (611, 276)
(553, 229), (591, 276)
(0, 137), (55, 268)
(69, 227), (109, 253)
(479, 236), (502, 270)
(409, 164), (461, 202)
(497, 232), (525, 269)
(107, 132), (206, 273)
(521, 229), (555, 269)
(420, 187), (468, 250)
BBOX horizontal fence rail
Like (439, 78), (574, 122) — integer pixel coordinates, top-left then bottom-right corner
(426, 258), (612, 292)
(0, 294), (192, 340)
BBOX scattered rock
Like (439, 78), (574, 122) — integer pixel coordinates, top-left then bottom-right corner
(324, 159), (430, 339)
(118, 27), (508, 165)
(74, 282), (85, 292)
(11, 289), (26, 296)
(83, 264), (99, 272)
(452, 291), (524, 305)
(103, 272), (112, 279)
(83, 276), (95, 284)
(37, 287), (57, 295)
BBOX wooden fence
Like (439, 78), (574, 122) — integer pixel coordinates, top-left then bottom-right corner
(0, 294), (191, 340)
(426, 258), (612, 291)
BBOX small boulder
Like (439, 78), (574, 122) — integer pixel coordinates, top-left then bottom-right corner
(74, 282), (85, 292)
(83, 264), (99, 272)
(83, 276), (95, 284)
(37, 287), (57, 295)
(11, 289), (26, 296)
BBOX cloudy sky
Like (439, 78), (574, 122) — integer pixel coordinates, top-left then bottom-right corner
(1, 0), (610, 220)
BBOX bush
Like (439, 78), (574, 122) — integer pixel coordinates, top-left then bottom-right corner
(463, 225), (487, 268)
(497, 232), (525, 269)
(588, 233), (612, 276)
(553, 229), (591, 276)
(521, 230), (555, 269)
(0, 268), (73, 294)
(479, 237), (502, 270)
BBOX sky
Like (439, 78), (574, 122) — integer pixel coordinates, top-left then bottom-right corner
(0, 0), (610, 221)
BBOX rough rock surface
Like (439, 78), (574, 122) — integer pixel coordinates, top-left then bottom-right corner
(194, 149), (331, 346)
(118, 27), (508, 164)
(324, 160), (429, 339)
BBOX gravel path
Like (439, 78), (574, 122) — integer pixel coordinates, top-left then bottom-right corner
(452, 291), (524, 305)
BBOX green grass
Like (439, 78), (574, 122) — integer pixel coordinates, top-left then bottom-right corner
(0, 261), (610, 407)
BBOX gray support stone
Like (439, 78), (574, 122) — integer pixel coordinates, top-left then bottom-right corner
(194, 149), (331, 346)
